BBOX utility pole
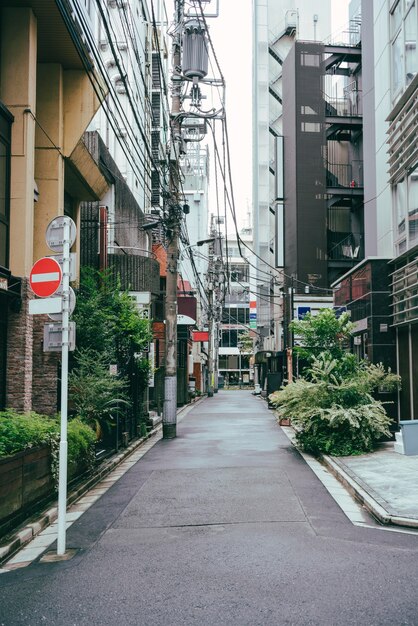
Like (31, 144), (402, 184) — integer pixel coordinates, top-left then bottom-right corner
(207, 234), (215, 397)
(286, 276), (294, 383)
(212, 234), (223, 393)
(163, 0), (184, 439)
(207, 216), (221, 397)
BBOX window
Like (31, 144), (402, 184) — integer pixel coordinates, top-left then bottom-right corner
(405, 2), (417, 85)
(301, 122), (321, 133)
(391, 0), (402, 37)
(221, 329), (238, 347)
(301, 105), (317, 115)
(301, 52), (320, 67)
(395, 179), (407, 235)
(408, 176), (418, 242)
(392, 32), (403, 95)
(390, 0), (417, 98)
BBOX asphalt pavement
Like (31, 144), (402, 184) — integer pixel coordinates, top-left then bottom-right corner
(1, 390), (418, 626)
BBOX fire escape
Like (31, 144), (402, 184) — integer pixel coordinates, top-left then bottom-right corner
(323, 42), (364, 281)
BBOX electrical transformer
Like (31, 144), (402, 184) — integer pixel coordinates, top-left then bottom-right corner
(182, 19), (208, 80)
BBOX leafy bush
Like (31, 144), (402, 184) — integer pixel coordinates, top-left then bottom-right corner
(269, 354), (400, 456)
(73, 267), (152, 372)
(69, 349), (130, 439)
(0, 410), (96, 485)
(290, 308), (354, 369)
(0, 410), (58, 458)
(67, 418), (96, 478)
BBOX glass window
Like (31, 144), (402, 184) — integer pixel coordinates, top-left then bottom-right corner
(405, 2), (417, 85)
(301, 122), (321, 132)
(301, 53), (320, 67)
(397, 239), (407, 255)
(392, 32), (403, 95)
(391, 0), (403, 36)
(408, 176), (418, 243)
(301, 105), (317, 115)
(395, 179), (407, 234)
(219, 356), (228, 369)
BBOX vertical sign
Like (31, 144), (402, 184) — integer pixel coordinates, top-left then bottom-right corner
(148, 342), (155, 388)
(249, 299), (257, 329)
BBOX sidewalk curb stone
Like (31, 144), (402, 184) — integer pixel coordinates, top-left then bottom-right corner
(321, 453), (418, 529)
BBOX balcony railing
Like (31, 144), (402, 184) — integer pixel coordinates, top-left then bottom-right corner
(325, 93), (362, 117)
(328, 232), (363, 261)
(326, 161), (364, 188)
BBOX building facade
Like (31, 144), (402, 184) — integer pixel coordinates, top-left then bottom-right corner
(0, 0), (170, 414)
(252, 0), (331, 361)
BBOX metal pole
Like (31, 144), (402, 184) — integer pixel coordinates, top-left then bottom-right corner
(239, 350), (242, 388)
(207, 237), (214, 397)
(57, 218), (70, 555)
(286, 277), (294, 383)
(163, 0), (183, 439)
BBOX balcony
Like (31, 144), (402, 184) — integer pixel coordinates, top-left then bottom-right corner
(108, 251), (160, 296)
(327, 232), (364, 262)
(325, 162), (364, 209)
(325, 93), (362, 142)
(325, 94), (362, 118)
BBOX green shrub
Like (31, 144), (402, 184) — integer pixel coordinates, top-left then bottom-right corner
(69, 349), (130, 439)
(0, 410), (96, 486)
(0, 410), (58, 458)
(269, 354), (400, 456)
(67, 418), (96, 478)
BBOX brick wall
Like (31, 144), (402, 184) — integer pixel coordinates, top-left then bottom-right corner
(32, 315), (59, 416)
(6, 279), (33, 411)
(6, 280), (59, 415)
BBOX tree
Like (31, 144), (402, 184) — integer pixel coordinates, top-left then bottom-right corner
(237, 330), (254, 353)
(290, 308), (356, 379)
(70, 268), (152, 435)
(290, 308), (353, 361)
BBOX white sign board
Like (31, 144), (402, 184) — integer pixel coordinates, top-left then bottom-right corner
(43, 321), (76, 352)
(48, 253), (77, 282)
(46, 216), (77, 252)
(29, 297), (62, 315)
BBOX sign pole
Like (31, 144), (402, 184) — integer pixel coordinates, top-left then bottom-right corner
(57, 218), (70, 555)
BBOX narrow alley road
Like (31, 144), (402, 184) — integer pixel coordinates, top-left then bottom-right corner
(1, 391), (418, 625)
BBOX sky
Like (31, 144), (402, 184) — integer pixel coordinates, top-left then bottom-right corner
(204, 0), (350, 231)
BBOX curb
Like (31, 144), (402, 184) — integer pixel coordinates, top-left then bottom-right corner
(0, 397), (206, 565)
(321, 453), (418, 529)
(278, 421), (418, 530)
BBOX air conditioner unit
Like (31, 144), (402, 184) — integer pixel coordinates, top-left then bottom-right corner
(145, 207), (162, 216)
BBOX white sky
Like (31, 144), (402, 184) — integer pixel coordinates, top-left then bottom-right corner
(205, 0), (350, 230)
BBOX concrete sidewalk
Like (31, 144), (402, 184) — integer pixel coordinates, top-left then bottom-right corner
(320, 442), (418, 528)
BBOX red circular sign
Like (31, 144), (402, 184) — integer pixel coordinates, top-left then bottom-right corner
(29, 257), (62, 298)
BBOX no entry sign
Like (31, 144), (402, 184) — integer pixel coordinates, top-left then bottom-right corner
(30, 257), (62, 297)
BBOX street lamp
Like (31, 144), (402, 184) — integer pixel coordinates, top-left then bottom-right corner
(180, 237), (215, 255)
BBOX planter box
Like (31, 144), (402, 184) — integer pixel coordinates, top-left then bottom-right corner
(0, 446), (54, 534)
